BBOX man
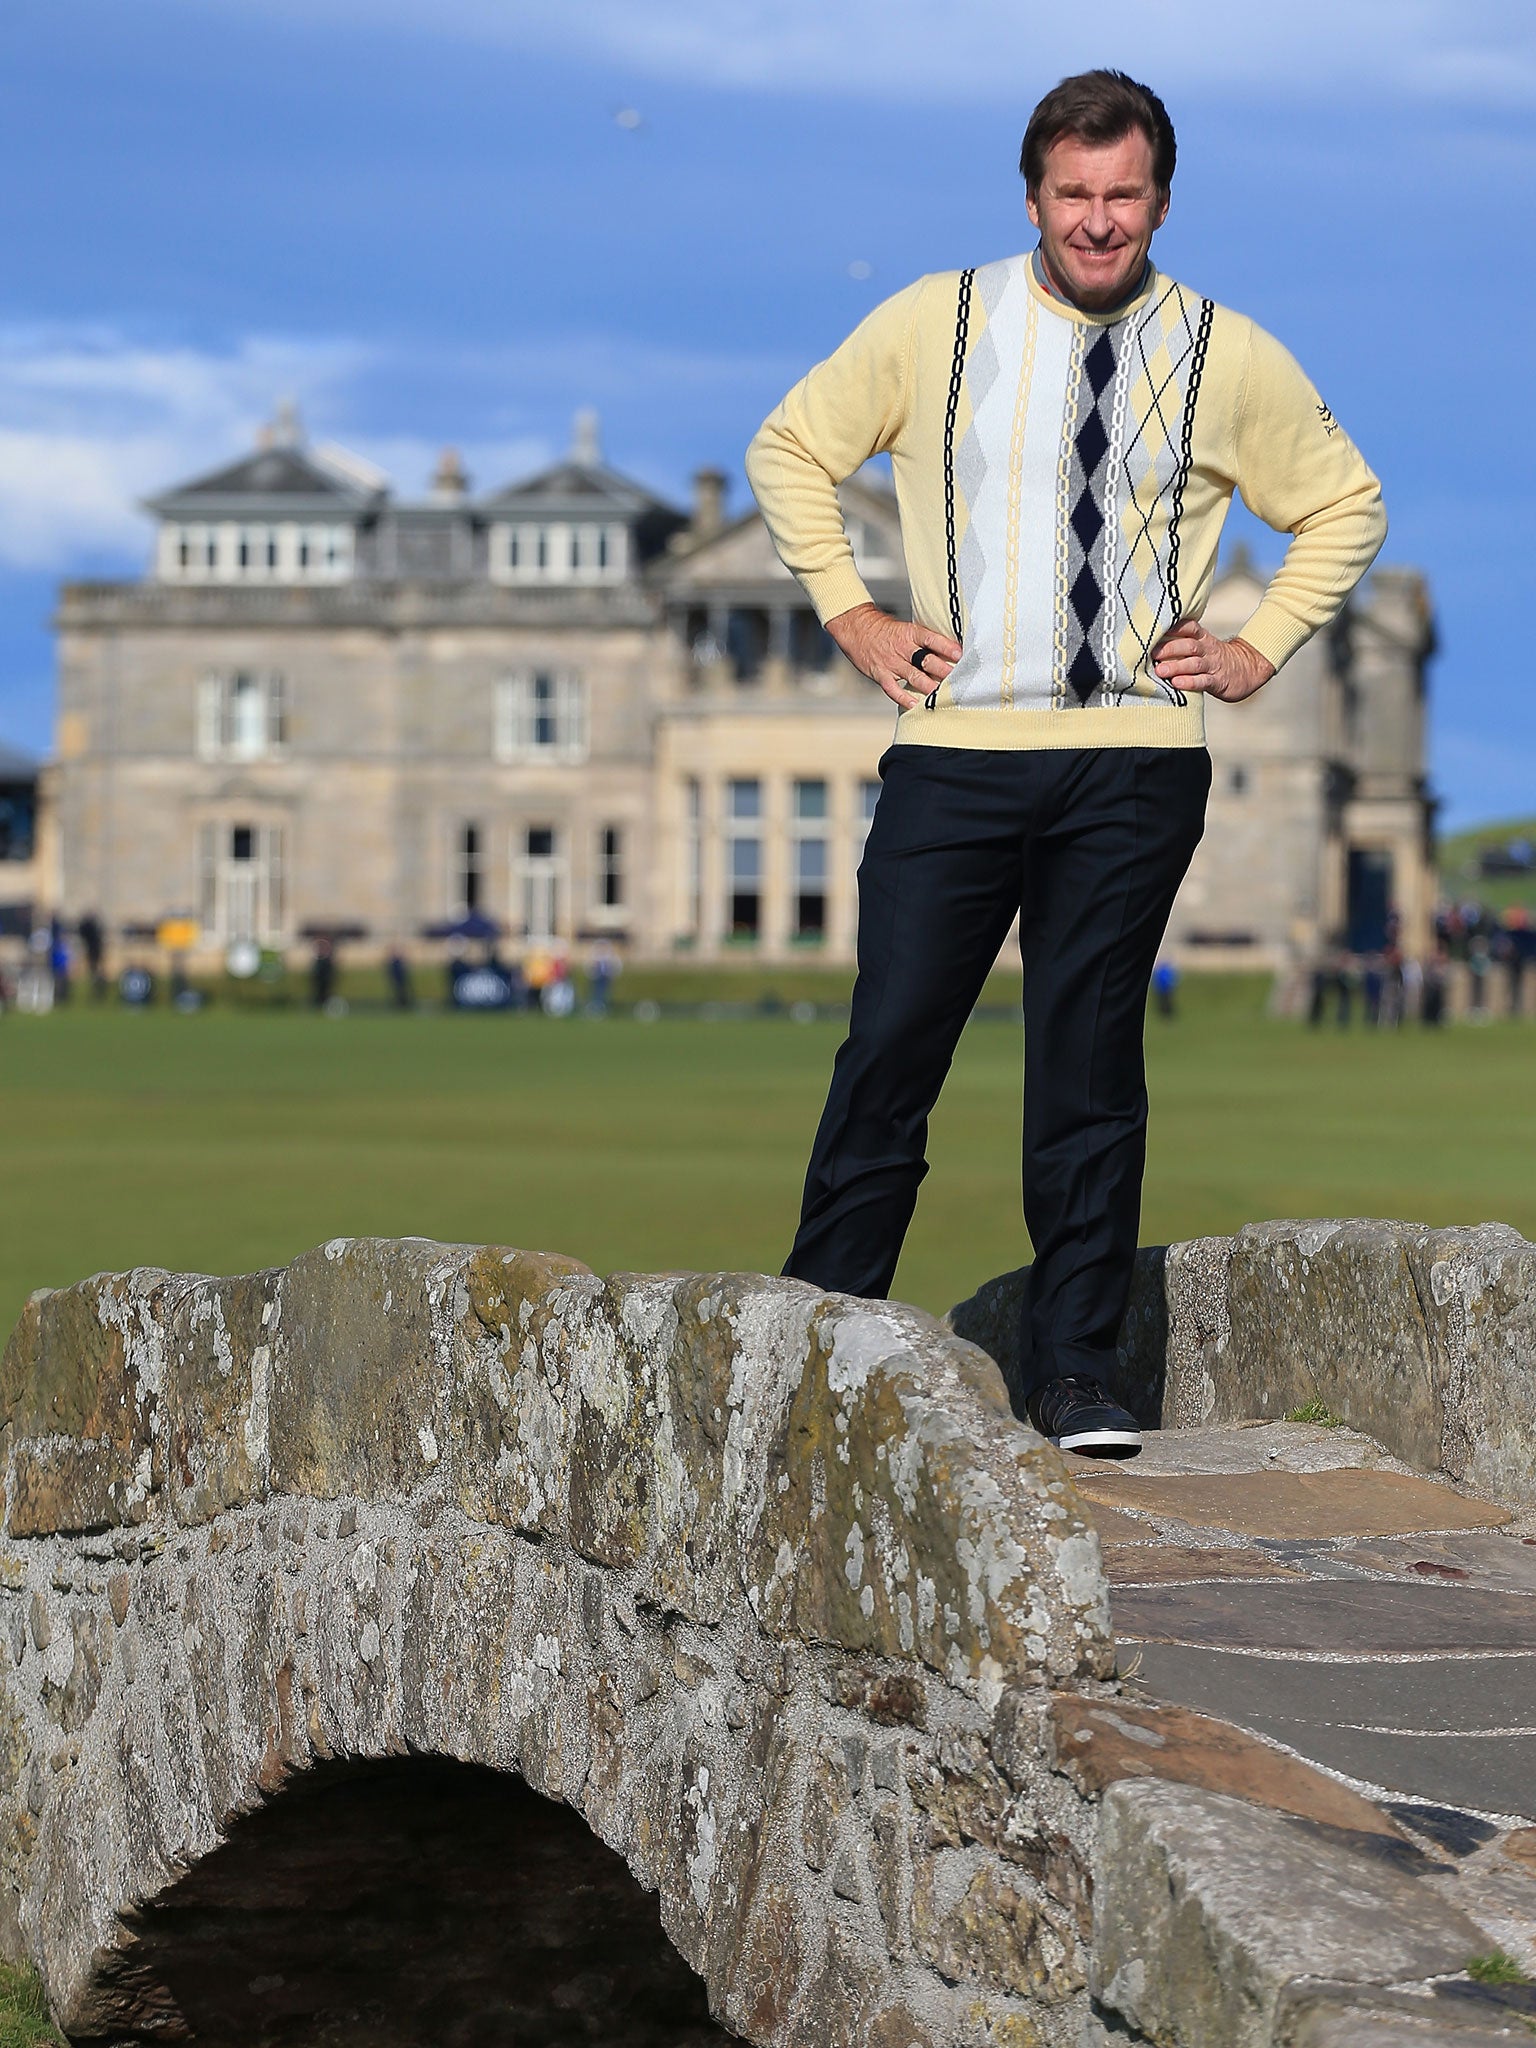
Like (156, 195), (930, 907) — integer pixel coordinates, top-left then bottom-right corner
(746, 69), (1384, 1457)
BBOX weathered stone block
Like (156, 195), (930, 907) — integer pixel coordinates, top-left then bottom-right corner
(1, 1273), (176, 1535)
(450, 1246), (601, 1534)
(752, 1300), (1111, 1689)
(267, 1239), (462, 1501)
(1092, 1781), (1489, 2048)
(913, 1857), (1077, 2002)
(164, 1269), (281, 1524)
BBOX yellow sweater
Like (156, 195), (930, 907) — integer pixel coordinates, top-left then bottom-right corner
(746, 255), (1386, 750)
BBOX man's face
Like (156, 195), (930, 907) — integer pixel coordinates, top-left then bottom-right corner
(1026, 129), (1169, 311)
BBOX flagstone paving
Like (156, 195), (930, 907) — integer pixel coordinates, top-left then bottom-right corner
(1063, 1421), (1536, 1977)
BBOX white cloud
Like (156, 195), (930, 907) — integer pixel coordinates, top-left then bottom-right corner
(0, 324), (791, 575)
(214, 0), (1536, 107)
(0, 330), (367, 570)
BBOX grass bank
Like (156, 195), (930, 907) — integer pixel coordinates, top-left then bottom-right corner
(2, 975), (1533, 1342)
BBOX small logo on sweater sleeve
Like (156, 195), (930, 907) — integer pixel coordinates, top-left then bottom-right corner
(1317, 400), (1340, 437)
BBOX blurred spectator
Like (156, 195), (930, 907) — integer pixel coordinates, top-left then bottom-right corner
(1505, 906), (1532, 1015)
(1362, 955), (1384, 1026)
(1151, 957), (1179, 1020)
(311, 935), (336, 1010)
(542, 952), (576, 1017)
(589, 939), (621, 1015)
(49, 917), (71, 1004)
(1467, 936), (1490, 1019)
(78, 911), (107, 1000)
(1309, 943), (1354, 1028)
(386, 948), (414, 1010)
(1420, 948), (1447, 1027)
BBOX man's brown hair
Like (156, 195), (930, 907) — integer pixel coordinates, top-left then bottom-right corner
(1020, 69), (1176, 197)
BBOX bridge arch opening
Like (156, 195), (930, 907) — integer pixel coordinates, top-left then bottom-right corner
(96, 1758), (736, 2048)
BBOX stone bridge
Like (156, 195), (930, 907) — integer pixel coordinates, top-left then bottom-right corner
(1, 1227), (1534, 2048)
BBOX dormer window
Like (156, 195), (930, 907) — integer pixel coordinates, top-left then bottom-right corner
(490, 521), (629, 585)
(158, 522), (353, 584)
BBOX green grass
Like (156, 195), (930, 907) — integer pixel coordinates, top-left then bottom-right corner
(3, 974), (1535, 1343)
(1283, 1400), (1344, 1428)
(1466, 1952), (1532, 1987)
(0, 1964), (62, 2048)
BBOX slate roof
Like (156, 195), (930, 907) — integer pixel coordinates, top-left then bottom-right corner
(482, 456), (680, 522)
(144, 442), (388, 520)
(0, 742), (38, 782)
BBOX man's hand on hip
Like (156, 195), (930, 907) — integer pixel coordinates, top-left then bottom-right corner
(1152, 617), (1274, 702)
(826, 603), (963, 711)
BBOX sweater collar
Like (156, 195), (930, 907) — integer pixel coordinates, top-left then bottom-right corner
(1028, 244), (1156, 325)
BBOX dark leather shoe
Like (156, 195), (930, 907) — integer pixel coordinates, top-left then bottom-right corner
(1026, 1374), (1142, 1459)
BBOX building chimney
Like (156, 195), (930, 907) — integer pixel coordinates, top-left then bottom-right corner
(270, 397), (304, 450)
(571, 407), (602, 467)
(692, 467), (727, 539)
(431, 447), (470, 503)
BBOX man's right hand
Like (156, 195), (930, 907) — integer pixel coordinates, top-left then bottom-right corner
(826, 603), (962, 711)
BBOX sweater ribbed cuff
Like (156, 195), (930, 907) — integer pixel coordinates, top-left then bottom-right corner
(1236, 599), (1314, 676)
(804, 565), (877, 628)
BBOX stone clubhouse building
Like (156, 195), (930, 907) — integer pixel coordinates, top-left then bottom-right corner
(41, 405), (1437, 970)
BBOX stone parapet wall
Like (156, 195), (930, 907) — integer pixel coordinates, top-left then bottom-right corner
(950, 1217), (1536, 1511)
(0, 1240), (1111, 2047)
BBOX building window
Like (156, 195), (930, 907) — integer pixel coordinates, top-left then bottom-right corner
(0, 785), (36, 862)
(792, 611), (835, 673)
(197, 821), (285, 942)
(495, 671), (587, 763)
(163, 522), (349, 583)
(494, 520), (627, 585)
(726, 777), (761, 941)
(596, 825), (624, 909)
(197, 672), (287, 760)
(456, 823), (484, 915)
(726, 609), (769, 685)
(792, 778), (828, 942)
(519, 825), (563, 940)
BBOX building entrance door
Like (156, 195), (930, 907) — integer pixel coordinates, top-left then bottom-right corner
(200, 823), (285, 943)
(518, 826), (563, 940)
(1346, 847), (1394, 954)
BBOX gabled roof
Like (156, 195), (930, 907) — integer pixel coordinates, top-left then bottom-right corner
(481, 456), (679, 521)
(482, 408), (682, 523)
(143, 406), (389, 520)
(659, 471), (906, 594)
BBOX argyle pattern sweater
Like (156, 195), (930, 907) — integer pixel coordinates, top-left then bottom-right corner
(746, 255), (1386, 750)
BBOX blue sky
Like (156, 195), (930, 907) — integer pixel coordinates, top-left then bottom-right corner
(0, 0), (1531, 825)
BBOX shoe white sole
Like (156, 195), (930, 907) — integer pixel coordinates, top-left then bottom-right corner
(1055, 1428), (1142, 1458)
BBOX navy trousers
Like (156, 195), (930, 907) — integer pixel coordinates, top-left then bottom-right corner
(782, 743), (1211, 1403)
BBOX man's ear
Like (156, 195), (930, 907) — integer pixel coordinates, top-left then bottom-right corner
(1025, 184), (1042, 229)
(1153, 188), (1171, 231)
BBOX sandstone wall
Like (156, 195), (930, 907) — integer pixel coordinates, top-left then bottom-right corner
(0, 1240), (1113, 2048)
(950, 1218), (1536, 1510)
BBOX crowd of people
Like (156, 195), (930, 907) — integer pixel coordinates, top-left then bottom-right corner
(1307, 902), (1535, 1028)
(0, 916), (628, 1018)
(4, 906), (1534, 1027)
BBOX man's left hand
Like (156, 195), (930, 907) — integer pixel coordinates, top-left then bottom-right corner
(1151, 617), (1274, 702)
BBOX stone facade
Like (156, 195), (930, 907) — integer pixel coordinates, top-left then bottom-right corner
(42, 410), (1435, 970)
